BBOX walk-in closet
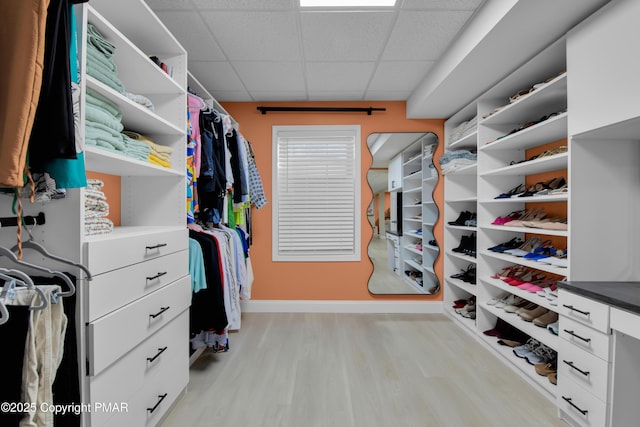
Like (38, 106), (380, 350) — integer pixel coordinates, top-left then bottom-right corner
(2, 0), (639, 426)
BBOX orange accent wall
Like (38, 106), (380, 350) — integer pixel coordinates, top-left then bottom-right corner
(222, 101), (445, 301)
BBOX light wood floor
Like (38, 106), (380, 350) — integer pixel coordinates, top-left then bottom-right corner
(161, 313), (566, 427)
(368, 237), (423, 294)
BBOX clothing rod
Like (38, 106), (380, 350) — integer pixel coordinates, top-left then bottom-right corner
(256, 106), (386, 115)
(0, 212), (46, 227)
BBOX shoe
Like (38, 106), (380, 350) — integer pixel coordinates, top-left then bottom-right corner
(428, 240), (438, 247)
(496, 294), (525, 309)
(533, 311), (558, 327)
(494, 183), (526, 199)
(546, 321), (559, 335)
(548, 372), (557, 385)
(525, 343), (556, 365)
(448, 211), (472, 226)
(535, 361), (557, 376)
(487, 291), (511, 306)
(518, 305), (549, 321)
(503, 298), (532, 313)
(513, 338), (540, 359)
(488, 237), (524, 253)
(497, 339), (523, 347)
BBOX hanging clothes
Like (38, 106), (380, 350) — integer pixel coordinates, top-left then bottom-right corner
(0, 306), (30, 426)
(0, 0), (50, 188)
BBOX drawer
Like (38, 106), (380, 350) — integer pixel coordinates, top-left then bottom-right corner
(87, 276), (191, 375)
(558, 376), (608, 427)
(560, 316), (612, 361)
(559, 290), (610, 333)
(85, 228), (188, 275)
(103, 350), (189, 427)
(559, 338), (611, 401)
(86, 250), (188, 322)
(89, 312), (188, 426)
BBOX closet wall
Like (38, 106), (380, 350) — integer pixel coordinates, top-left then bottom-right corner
(222, 101), (444, 301)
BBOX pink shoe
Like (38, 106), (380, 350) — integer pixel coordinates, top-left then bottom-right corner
(527, 279), (557, 294)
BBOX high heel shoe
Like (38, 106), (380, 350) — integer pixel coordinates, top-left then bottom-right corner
(533, 177), (566, 196)
(494, 183), (526, 199)
(503, 236), (543, 256)
(505, 208), (546, 227)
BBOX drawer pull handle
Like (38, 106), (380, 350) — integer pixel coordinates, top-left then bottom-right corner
(146, 243), (168, 251)
(563, 360), (590, 377)
(562, 396), (588, 416)
(563, 329), (591, 343)
(149, 306), (170, 319)
(146, 272), (167, 281)
(147, 346), (168, 363)
(562, 304), (590, 316)
(147, 393), (168, 414)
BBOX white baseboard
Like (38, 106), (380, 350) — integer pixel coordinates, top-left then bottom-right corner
(240, 300), (443, 314)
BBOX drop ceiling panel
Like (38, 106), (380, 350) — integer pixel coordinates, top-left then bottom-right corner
(188, 61), (246, 91)
(211, 91), (253, 102)
(400, 0), (484, 10)
(200, 11), (302, 61)
(234, 61), (306, 91)
(300, 11), (396, 61)
(306, 91), (366, 101)
(248, 91), (308, 101)
(364, 90), (413, 101)
(145, 0), (193, 10)
(306, 62), (376, 92)
(368, 61), (434, 91)
(155, 11), (226, 61)
(192, 0), (295, 10)
(382, 10), (474, 61)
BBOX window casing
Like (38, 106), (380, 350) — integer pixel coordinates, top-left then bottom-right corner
(272, 125), (361, 262)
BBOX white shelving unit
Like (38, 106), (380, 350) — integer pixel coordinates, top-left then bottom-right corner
(442, 36), (570, 404)
(400, 134), (440, 294)
(443, 100), (479, 328)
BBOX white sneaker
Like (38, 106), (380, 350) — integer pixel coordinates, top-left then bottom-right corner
(487, 291), (510, 306)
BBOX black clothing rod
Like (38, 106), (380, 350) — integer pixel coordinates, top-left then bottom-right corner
(0, 212), (46, 227)
(257, 106), (386, 115)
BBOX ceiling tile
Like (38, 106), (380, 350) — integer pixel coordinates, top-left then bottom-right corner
(200, 11), (302, 60)
(188, 61), (246, 91)
(192, 0), (294, 10)
(306, 62), (376, 92)
(234, 61), (306, 91)
(156, 11), (226, 61)
(368, 61), (434, 91)
(211, 91), (254, 102)
(248, 91), (309, 101)
(400, 0), (484, 10)
(306, 91), (365, 100)
(145, 0), (193, 10)
(300, 11), (396, 61)
(382, 10), (473, 61)
(364, 90), (412, 100)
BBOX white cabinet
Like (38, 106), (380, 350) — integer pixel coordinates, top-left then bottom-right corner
(79, 1), (190, 424)
(388, 153), (402, 191)
(567, 0), (640, 136)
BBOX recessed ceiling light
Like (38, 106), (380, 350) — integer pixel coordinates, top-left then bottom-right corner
(300, 0), (396, 7)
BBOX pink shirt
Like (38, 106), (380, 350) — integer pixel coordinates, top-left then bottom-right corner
(188, 93), (204, 177)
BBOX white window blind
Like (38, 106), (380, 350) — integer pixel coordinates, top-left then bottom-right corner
(272, 125), (361, 262)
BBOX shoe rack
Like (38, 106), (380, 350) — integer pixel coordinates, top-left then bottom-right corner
(401, 134), (440, 293)
(443, 100), (478, 332)
(444, 37), (570, 401)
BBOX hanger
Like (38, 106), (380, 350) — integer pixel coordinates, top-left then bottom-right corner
(0, 246), (75, 297)
(0, 271), (47, 311)
(10, 222), (92, 281)
(0, 298), (8, 325)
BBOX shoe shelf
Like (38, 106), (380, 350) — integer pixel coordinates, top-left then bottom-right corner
(403, 186), (422, 194)
(445, 163), (477, 176)
(404, 217), (422, 224)
(479, 334), (557, 398)
(423, 175), (437, 184)
(480, 276), (558, 312)
(448, 250), (477, 264)
(422, 200), (436, 206)
(446, 225), (478, 232)
(448, 130), (478, 150)
(404, 231), (422, 239)
(480, 73), (567, 127)
(404, 259), (422, 271)
(446, 277), (477, 295)
(424, 243), (439, 252)
(447, 196), (478, 203)
(480, 112), (568, 151)
(481, 194), (568, 204)
(479, 152), (568, 177)
(405, 246), (422, 256)
(480, 250), (568, 277)
(444, 306), (477, 334)
(480, 224), (568, 237)
(403, 153), (422, 166)
(481, 303), (559, 352)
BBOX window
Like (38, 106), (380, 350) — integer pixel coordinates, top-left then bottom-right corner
(272, 125), (361, 262)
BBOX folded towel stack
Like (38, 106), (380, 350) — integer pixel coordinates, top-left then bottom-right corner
(124, 91), (155, 112)
(85, 88), (126, 153)
(123, 131), (173, 168)
(86, 24), (126, 94)
(84, 179), (113, 236)
(121, 133), (151, 161)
